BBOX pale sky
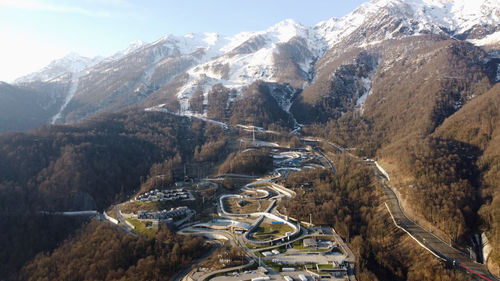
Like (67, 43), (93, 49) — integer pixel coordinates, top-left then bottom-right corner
(0, 0), (367, 82)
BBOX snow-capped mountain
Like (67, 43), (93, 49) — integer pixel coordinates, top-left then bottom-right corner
(137, 0), (500, 119)
(6, 0), (500, 128)
(168, 19), (326, 113)
(14, 40), (151, 85)
(15, 53), (102, 84)
(103, 40), (147, 62)
(315, 0), (500, 48)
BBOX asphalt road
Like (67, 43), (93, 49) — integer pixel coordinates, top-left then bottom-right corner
(114, 205), (126, 225)
(382, 179), (499, 281)
(114, 205), (136, 235)
(316, 137), (497, 280)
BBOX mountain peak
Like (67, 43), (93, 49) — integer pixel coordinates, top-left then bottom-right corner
(125, 40), (146, 52)
(270, 18), (303, 28)
(15, 53), (102, 84)
(264, 19), (310, 43)
(313, 0), (500, 48)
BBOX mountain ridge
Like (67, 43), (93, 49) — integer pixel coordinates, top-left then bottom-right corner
(3, 0), (500, 128)
(14, 0), (500, 85)
(1, 0), (500, 279)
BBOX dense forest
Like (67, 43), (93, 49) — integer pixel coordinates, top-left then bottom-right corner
(0, 109), (220, 212)
(298, 39), (500, 271)
(20, 221), (209, 281)
(389, 138), (481, 242)
(0, 108), (230, 279)
(218, 148), (273, 175)
(0, 214), (88, 280)
(279, 157), (473, 281)
(229, 81), (294, 128)
(433, 83), (500, 269)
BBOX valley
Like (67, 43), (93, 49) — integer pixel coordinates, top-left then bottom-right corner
(1, 0), (500, 280)
(100, 116), (355, 280)
(92, 110), (496, 281)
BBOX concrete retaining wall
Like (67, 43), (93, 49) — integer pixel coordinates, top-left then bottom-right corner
(39, 210), (99, 216)
(482, 232), (492, 265)
(103, 211), (118, 224)
(375, 161), (390, 181)
(274, 210), (314, 228)
(121, 212), (137, 219)
(124, 219), (135, 230)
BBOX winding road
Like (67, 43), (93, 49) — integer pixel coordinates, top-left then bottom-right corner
(381, 177), (499, 281)
(314, 138), (499, 281)
(142, 108), (497, 280)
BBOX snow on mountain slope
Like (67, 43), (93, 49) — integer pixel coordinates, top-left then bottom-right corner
(16, 0), (500, 124)
(15, 53), (102, 84)
(171, 0), (500, 115)
(356, 57), (381, 114)
(168, 19), (326, 115)
(408, 0), (500, 35)
(15, 40), (149, 85)
(130, 31), (255, 64)
(102, 40), (147, 62)
(134, 0), (500, 117)
(50, 73), (81, 124)
(315, 0), (500, 48)
(469, 30), (500, 46)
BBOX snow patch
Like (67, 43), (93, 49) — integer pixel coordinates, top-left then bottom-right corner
(268, 84), (297, 113)
(356, 58), (381, 114)
(356, 78), (373, 109)
(453, 100), (464, 111)
(469, 30), (500, 46)
(51, 73), (81, 124)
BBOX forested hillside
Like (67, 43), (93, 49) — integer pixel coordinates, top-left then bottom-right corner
(0, 215), (87, 280)
(0, 108), (227, 279)
(301, 37), (500, 271)
(0, 109), (206, 211)
(20, 221), (209, 281)
(0, 81), (68, 133)
(434, 83), (500, 271)
(1, 0), (500, 279)
(279, 157), (473, 281)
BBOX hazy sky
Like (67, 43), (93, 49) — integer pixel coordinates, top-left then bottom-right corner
(0, 0), (367, 82)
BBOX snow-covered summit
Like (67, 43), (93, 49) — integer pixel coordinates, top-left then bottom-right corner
(15, 53), (102, 84)
(402, 0), (500, 35)
(315, 0), (500, 47)
(171, 19), (325, 109)
(107, 40), (147, 59)
(13, 0), (500, 122)
(262, 19), (309, 43)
